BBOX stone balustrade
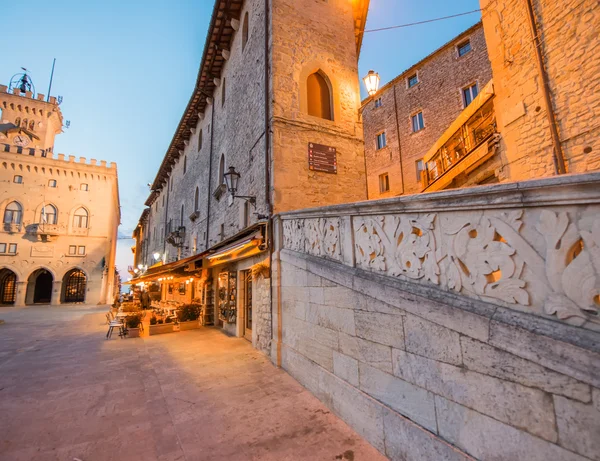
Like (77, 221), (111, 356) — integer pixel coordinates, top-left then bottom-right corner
(278, 172), (600, 330)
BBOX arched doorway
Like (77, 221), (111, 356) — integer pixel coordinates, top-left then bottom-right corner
(28, 269), (53, 304)
(63, 269), (87, 303)
(0, 269), (17, 305)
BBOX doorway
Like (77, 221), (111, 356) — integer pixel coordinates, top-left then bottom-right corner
(63, 269), (87, 303)
(243, 270), (252, 341)
(0, 269), (17, 305)
(33, 270), (53, 304)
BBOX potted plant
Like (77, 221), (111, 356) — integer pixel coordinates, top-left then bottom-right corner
(149, 315), (175, 335)
(125, 313), (143, 338)
(177, 303), (202, 331)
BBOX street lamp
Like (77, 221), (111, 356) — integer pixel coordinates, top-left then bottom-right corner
(224, 166), (256, 206)
(363, 70), (380, 96)
(137, 264), (144, 270)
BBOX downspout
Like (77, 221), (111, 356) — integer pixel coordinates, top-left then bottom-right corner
(392, 84), (406, 194)
(163, 177), (170, 256)
(205, 102), (215, 250)
(524, 0), (566, 175)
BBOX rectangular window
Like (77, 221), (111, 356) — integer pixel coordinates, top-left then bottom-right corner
(374, 97), (382, 108)
(69, 245), (77, 255)
(379, 173), (390, 193)
(411, 112), (424, 132)
(13, 175), (23, 184)
(80, 183), (89, 191)
(376, 132), (387, 150)
(78, 246), (85, 255)
(462, 83), (479, 107)
(408, 74), (419, 88)
(416, 159), (425, 182)
(458, 40), (472, 57)
(8, 243), (16, 254)
(0, 243), (6, 253)
(48, 179), (57, 187)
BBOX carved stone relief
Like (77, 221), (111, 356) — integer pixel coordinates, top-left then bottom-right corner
(305, 218), (341, 260)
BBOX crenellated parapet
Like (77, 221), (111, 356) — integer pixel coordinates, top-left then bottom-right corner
(0, 143), (116, 171)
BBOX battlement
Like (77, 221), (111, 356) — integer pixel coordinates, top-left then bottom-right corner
(0, 143), (116, 170)
(0, 84), (59, 106)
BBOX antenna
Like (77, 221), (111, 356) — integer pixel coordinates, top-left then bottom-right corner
(47, 58), (56, 102)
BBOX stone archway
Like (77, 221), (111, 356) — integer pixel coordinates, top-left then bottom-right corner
(62, 268), (87, 303)
(27, 269), (53, 304)
(0, 268), (17, 305)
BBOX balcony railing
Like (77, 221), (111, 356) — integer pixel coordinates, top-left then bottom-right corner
(2, 222), (21, 233)
(26, 223), (62, 237)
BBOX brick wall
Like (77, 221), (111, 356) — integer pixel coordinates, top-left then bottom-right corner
(480, 0), (600, 179)
(362, 23), (493, 198)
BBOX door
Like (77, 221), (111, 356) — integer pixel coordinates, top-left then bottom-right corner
(34, 271), (53, 304)
(244, 271), (252, 341)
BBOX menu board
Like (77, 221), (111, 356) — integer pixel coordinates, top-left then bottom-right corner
(308, 143), (337, 174)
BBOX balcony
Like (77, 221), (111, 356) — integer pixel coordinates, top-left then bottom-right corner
(2, 222), (21, 233)
(26, 223), (63, 241)
(422, 81), (499, 192)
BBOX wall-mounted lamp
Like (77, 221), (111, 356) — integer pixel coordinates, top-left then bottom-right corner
(153, 252), (161, 261)
(224, 166), (256, 207)
(363, 70), (381, 96)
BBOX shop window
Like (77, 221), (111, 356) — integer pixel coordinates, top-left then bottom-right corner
(307, 71), (333, 120)
(379, 173), (390, 193)
(168, 284), (173, 294)
(242, 11), (249, 51)
(218, 270), (237, 324)
(179, 282), (186, 295)
(13, 175), (23, 184)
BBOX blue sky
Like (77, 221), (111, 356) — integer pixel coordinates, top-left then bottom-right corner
(0, 0), (480, 284)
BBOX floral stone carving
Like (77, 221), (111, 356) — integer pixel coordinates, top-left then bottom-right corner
(305, 218), (341, 260)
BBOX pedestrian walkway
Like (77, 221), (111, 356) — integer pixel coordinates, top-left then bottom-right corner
(0, 305), (384, 461)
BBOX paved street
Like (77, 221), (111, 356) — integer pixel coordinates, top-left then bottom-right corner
(0, 306), (384, 461)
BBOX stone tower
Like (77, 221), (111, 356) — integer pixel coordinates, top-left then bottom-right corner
(0, 83), (63, 154)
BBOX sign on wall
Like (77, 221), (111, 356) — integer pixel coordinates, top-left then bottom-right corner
(308, 143), (337, 174)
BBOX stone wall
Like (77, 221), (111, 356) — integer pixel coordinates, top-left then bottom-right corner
(480, 0), (600, 179)
(362, 23), (493, 198)
(273, 173), (600, 460)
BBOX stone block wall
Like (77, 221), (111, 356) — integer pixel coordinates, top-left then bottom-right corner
(362, 23), (493, 198)
(274, 173), (600, 460)
(480, 0), (600, 179)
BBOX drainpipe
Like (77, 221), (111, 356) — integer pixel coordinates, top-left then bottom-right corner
(392, 84), (406, 194)
(524, 0), (566, 175)
(163, 177), (170, 256)
(205, 102), (215, 250)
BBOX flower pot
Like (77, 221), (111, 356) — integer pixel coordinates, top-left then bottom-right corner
(127, 327), (140, 338)
(149, 323), (176, 335)
(179, 320), (201, 331)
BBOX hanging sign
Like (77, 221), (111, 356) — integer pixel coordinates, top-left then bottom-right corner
(308, 143), (337, 174)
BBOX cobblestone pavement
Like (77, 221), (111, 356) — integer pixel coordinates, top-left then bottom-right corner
(0, 305), (384, 461)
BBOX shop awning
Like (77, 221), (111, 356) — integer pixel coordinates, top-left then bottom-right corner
(423, 80), (495, 164)
(205, 222), (267, 267)
(126, 252), (205, 284)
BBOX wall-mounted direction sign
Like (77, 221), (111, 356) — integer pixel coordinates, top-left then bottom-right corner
(308, 143), (337, 174)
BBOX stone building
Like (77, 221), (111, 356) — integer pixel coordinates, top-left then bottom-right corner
(0, 81), (120, 306)
(131, 0), (369, 351)
(363, 23), (493, 198)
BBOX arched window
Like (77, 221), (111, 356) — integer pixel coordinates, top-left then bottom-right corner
(73, 207), (88, 228)
(3, 201), (22, 225)
(183, 156), (187, 174)
(40, 204), (57, 225)
(307, 71), (333, 120)
(194, 186), (199, 212)
(222, 78), (226, 107)
(22, 118), (28, 128)
(242, 11), (249, 51)
(63, 269), (87, 303)
(180, 204), (184, 227)
(29, 120), (35, 131)
(198, 129), (203, 151)
(219, 154), (225, 185)
(14, 117), (21, 127)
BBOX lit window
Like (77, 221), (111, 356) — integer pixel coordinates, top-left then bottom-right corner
(379, 173), (390, 193)
(73, 207), (89, 228)
(13, 175), (23, 184)
(48, 179), (57, 187)
(374, 97), (382, 108)
(8, 243), (16, 254)
(462, 83), (479, 107)
(80, 183), (89, 191)
(458, 40), (472, 57)
(412, 112), (424, 132)
(307, 71), (333, 120)
(416, 159), (425, 181)
(40, 204), (57, 224)
(3, 202), (22, 225)
(78, 246), (86, 255)
(408, 74), (419, 88)
(69, 245), (77, 255)
(376, 132), (387, 150)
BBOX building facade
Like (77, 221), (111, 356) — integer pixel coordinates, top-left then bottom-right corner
(0, 82), (120, 306)
(362, 23), (493, 198)
(131, 0), (369, 352)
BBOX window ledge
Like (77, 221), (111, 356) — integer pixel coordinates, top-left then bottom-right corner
(0, 253), (18, 257)
(213, 184), (226, 200)
(66, 254), (86, 258)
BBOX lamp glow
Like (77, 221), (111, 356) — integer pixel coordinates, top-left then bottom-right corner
(153, 252), (161, 260)
(363, 70), (380, 96)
